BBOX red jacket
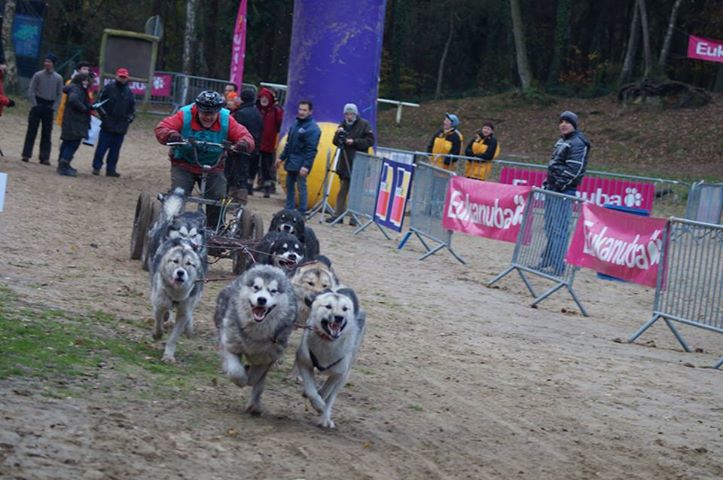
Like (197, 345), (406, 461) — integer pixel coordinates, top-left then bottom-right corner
(256, 87), (284, 153)
(0, 70), (10, 116)
(154, 105), (254, 174)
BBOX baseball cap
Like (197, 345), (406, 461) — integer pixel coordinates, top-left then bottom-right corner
(116, 68), (129, 78)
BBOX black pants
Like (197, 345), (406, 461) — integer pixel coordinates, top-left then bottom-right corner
(247, 152), (262, 188)
(22, 104), (54, 162)
(259, 151), (275, 184)
(171, 166), (227, 232)
(224, 152), (250, 191)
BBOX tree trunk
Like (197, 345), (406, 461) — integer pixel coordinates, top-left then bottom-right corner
(390, 0), (405, 99)
(618, 0), (639, 86)
(2, 0), (17, 89)
(637, 0), (652, 78)
(546, 0), (572, 86)
(658, 0), (684, 72)
(182, 0), (197, 74)
(434, 12), (454, 100)
(509, 0), (532, 90)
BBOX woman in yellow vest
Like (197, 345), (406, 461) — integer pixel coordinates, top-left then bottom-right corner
(426, 113), (463, 171)
(55, 61), (94, 126)
(464, 122), (500, 180)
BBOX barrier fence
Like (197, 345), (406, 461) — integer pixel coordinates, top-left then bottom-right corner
(397, 162), (465, 263)
(628, 217), (722, 369)
(375, 146), (691, 216)
(488, 188), (588, 315)
(685, 181), (723, 224)
(338, 153), (390, 239)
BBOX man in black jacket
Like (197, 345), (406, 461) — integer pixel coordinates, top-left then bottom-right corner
(226, 88), (263, 201)
(326, 103), (375, 225)
(92, 67), (135, 177)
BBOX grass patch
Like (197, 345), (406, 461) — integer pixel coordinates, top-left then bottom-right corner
(0, 286), (219, 394)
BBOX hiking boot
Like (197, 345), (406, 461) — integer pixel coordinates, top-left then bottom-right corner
(57, 160), (77, 177)
(39, 159), (50, 165)
(92, 169), (100, 176)
(325, 216), (342, 224)
(349, 218), (359, 227)
(106, 171), (121, 178)
(21, 157), (29, 163)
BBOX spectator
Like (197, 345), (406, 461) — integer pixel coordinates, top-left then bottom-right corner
(275, 100), (321, 215)
(464, 122), (500, 180)
(0, 64), (16, 117)
(256, 87), (284, 195)
(427, 113), (463, 171)
(224, 82), (238, 100)
(91, 67), (136, 177)
(225, 91), (239, 112)
(154, 90), (254, 230)
(57, 73), (91, 177)
(227, 88), (263, 203)
(55, 60), (93, 127)
(327, 103), (375, 225)
(21, 53), (63, 165)
(537, 111), (591, 276)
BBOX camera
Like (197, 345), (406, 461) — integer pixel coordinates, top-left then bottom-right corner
(337, 129), (347, 144)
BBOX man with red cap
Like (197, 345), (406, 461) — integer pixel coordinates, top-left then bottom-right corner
(92, 67), (135, 177)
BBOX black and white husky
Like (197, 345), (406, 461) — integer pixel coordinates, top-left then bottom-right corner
(144, 187), (207, 272)
(213, 265), (297, 415)
(252, 231), (305, 272)
(268, 208), (320, 259)
(296, 288), (365, 428)
(150, 238), (204, 363)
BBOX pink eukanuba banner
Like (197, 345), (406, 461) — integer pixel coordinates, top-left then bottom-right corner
(687, 35), (723, 64)
(565, 203), (667, 288)
(499, 167), (656, 212)
(442, 177), (532, 243)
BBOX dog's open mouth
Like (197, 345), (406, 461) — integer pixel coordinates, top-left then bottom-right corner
(250, 304), (275, 322)
(277, 258), (299, 270)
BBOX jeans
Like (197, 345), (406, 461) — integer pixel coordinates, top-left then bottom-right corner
(22, 104), (54, 161)
(171, 166), (227, 231)
(539, 188), (577, 275)
(58, 139), (82, 163)
(285, 170), (307, 214)
(92, 131), (126, 173)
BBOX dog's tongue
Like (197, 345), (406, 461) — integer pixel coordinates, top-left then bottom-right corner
(252, 307), (267, 322)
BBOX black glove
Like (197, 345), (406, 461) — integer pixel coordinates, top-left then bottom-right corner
(166, 132), (183, 144)
(6, 99), (15, 108)
(232, 140), (249, 153)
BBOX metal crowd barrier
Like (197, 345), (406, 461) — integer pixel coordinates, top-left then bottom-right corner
(335, 153), (391, 239)
(628, 217), (722, 368)
(397, 162), (465, 264)
(376, 145), (692, 217)
(488, 188), (588, 316)
(685, 181), (723, 225)
(172, 74), (257, 112)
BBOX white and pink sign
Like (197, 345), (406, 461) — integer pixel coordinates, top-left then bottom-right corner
(565, 204), (667, 287)
(229, 0), (248, 88)
(499, 167), (656, 211)
(443, 177), (532, 243)
(687, 35), (723, 64)
(90, 68), (173, 97)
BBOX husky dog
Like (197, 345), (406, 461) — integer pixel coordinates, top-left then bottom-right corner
(252, 231), (305, 272)
(150, 238), (204, 363)
(268, 208), (320, 258)
(290, 256), (340, 325)
(296, 288), (365, 428)
(214, 265), (297, 415)
(144, 187), (207, 272)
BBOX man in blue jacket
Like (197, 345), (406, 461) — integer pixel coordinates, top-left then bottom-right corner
(275, 100), (321, 214)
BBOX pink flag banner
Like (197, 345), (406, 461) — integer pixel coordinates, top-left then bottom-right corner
(499, 166), (656, 212)
(229, 0), (248, 87)
(442, 177), (531, 243)
(687, 35), (723, 64)
(565, 203), (667, 287)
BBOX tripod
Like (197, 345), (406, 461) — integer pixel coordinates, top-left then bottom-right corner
(306, 147), (339, 222)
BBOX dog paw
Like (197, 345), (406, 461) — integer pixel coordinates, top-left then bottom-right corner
(161, 353), (176, 364)
(226, 367), (248, 387)
(245, 402), (263, 416)
(317, 417), (336, 429)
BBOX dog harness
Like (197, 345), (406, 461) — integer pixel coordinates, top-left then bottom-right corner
(309, 349), (344, 372)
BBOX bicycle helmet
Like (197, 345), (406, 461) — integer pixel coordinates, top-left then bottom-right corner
(195, 90), (225, 113)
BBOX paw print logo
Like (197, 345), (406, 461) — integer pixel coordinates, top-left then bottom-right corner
(624, 187), (642, 207)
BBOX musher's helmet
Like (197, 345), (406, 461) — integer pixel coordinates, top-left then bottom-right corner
(195, 90), (225, 113)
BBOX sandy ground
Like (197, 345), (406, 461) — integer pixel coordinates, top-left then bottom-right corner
(0, 109), (721, 480)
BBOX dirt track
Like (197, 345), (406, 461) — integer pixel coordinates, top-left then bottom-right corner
(0, 109), (721, 480)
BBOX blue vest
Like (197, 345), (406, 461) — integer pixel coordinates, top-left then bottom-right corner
(173, 105), (230, 167)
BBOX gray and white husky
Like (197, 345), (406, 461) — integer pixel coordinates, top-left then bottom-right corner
(150, 238), (204, 363)
(213, 265), (297, 415)
(296, 288), (365, 428)
(144, 187), (207, 272)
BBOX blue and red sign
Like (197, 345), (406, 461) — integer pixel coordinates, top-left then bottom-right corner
(374, 159), (414, 232)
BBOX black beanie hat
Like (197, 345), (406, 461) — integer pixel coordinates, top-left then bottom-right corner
(559, 111), (578, 129)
